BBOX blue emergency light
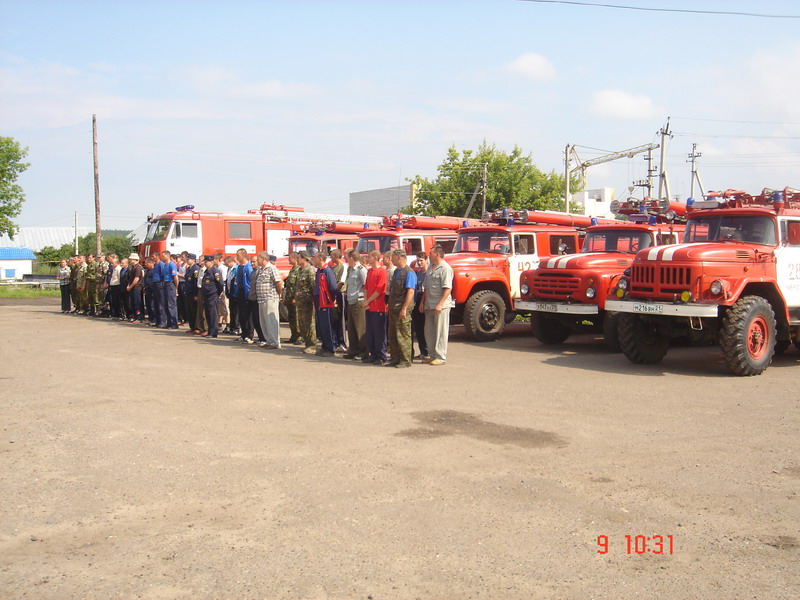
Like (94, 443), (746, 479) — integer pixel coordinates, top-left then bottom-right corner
(649, 215), (658, 225)
(590, 217), (598, 226)
(175, 205), (195, 212)
(686, 197), (695, 207)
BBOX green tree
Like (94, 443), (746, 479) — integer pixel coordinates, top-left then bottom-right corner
(408, 142), (582, 218)
(0, 137), (30, 237)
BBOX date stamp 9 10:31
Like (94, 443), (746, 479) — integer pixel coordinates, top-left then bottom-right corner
(597, 535), (674, 555)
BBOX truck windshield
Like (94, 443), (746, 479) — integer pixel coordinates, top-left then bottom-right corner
(582, 230), (653, 253)
(357, 236), (397, 254)
(145, 219), (171, 242)
(289, 239), (320, 255)
(454, 231), (511, 254)
(685, 215), (776, 246)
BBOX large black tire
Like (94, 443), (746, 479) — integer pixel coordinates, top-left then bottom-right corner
(617, 313), (669, 364)
(463, 290), (506, 341)
(719, 295), (776, 376)
(531, 312), (571, 345)
(602, 312), (622, 353)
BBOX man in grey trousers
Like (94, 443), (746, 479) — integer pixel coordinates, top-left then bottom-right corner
(421, 245), (454, 366)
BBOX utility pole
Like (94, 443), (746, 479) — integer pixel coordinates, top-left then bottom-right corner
(92, 114), (102, 256)
(687, 143), (705, 199)
(564, 144), (572, 214)
(657, 118), (672, 200)
(74, 211), (79, 255)
(480, 162), (488, 216)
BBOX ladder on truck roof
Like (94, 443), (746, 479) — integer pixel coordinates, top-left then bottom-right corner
(249, 204), (385, 226)
(381, 214), (483, 230)
(479, 208), (620, 230)
(693, 187), (800, 211)
(609, 197), (688, 224)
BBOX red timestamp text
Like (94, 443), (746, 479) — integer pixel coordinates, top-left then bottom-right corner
(596, 534), (674, 555)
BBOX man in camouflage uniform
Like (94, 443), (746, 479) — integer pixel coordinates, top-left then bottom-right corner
(294, 251), (317, 354)
(282, 252), (301, 344)
(386, 249), (417, 368)
(69, 257), (79, 312)
(75, 255), (89, 314)
(96, 254), (109, 315)
(85, 253), (97, 315)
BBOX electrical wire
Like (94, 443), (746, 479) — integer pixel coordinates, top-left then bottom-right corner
(516, 0), (800, 19)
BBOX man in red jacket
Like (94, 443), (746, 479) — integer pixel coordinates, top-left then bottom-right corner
(312, 252), (339, 357)
(363, 250), (388, 365)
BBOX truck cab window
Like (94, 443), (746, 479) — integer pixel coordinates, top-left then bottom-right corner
(228, 222), (252, 239)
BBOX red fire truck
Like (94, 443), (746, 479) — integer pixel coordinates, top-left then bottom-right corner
(446, 209), (616, 341)
(606, 187), (800, 376)
(274, 222), (372, 277)
(355, 214), (468, 257)
(517, 198), (685, 350)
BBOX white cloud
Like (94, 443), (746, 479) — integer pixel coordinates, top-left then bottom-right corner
(589, 89), (663, 119)
(506, 52), (556, 80)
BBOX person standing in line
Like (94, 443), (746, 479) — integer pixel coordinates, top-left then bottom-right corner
(214, 253), (229, 334)
(159, 251), (179, 329)
(329, 249), (348, 352)
(184, 254), (200, 333)
(143, 257), (157, 325)
(422, 245), (454, 366)
(107, 255), (124, 320)
(176, 252), (188, 326)
(234, 250), (254, 343)
(412, 251), (429, 361)
(255, 251), (284, 349)
(69, 256), (79, 312)
(195, 257), (207, 335)
(201, 255), (223, 338)
(294, 251), (317, 354)
(119, 257), (130, 320)
(75, 255), (89, 315)
(95, 254), (109, 316)
(342, 250), (368, 360)
(386, 249), (416, 368)
(126, 253), (144, 323)
(282, 252), (301, 344)
(224, 255), (238, 335)
(248, 256), (266, 345)
(85, 253), (97, 316)
(362, 250), (388, 365)
(312, 252), (338, 357)
(57, 259), (71, 313)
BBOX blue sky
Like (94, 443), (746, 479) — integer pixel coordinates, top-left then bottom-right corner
(2, 0), (799, 230)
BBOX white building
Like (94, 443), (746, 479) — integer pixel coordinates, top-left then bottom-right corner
(0, 227), (93, 252)
(571, 188), (615, 218)
(349, 184), (415, 217)
(0, 247), (36, 280)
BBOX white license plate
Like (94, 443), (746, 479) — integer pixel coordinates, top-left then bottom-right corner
(633, 303), (664, 314)
(533, 302), (559, 312)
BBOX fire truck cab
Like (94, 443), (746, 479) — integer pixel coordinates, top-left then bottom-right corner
(517, 198), (685, 350)
(447, 209), (584, 341)
(606, 187), (800, 376)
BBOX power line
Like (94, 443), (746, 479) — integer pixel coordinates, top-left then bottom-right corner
(673, 133), (800, 140)
(672, 116), (800, 126)
(516, 0), (800, 18)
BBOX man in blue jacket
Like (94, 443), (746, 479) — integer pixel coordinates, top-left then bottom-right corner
(234, 249), (254, 343)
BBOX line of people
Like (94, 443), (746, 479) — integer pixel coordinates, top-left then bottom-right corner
(57, 245), (455, 366)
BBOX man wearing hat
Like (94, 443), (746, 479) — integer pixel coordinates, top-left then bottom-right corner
(294, 251), (317, 353)
(125, 252), (144, 322)
(184, 254), (200, 332)
(201, 255), (223, 338)
(386, 249), (416, 368)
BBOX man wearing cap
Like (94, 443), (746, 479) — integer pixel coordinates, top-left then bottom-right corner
(294, 251), (317, 353)
(85, 254), (97, 315)
(95, 253), (109, 316)
(201, 255), (223, 338)
(159, 251), (179, 329)
(282, 252), (301, 344)
(255, 251), (283, 349)
(386, 249), (416, 368)
(184, 254), (200, 332)
(126, 253), (144, 322)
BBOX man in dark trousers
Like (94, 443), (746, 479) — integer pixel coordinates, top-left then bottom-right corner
(159, 251), (179, 329)
(184, 254), (200, 333)
(234, 250), (254, 343)
(313, 252), (339, 357)
(201, 255), (223, 338)
(412, 251), (429, 360)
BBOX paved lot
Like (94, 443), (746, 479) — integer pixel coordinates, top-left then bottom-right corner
(1, 300), (798, 599)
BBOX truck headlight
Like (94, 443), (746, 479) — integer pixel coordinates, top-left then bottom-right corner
(709, 279), (723, 295)
(521, 283), (529, 295)
(617, 279), (628, 291)
(585, 286), (596, 299)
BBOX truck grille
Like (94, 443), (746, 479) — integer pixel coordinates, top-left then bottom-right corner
(631, 264), (693, 296)
(531, 273), (581, 299)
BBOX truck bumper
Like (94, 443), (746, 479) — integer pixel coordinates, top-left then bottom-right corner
(516, 300), (599, 315)
(605, 300), (719, 317)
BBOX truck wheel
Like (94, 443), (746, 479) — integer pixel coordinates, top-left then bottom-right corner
(602, 312), (622, 353)
(279, 302), (289, 323)
(617, 313), (669, 364)
(720, 296), (776, 376)
(463, 290), (506, 341)
(530, 313), (571, 344)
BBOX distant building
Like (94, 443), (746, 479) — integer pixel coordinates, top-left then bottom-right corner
(0, 227), (93, 252)
(571, 188), (615, 218)
(349, 184), (415, 217)
(0, 247), (36, 280)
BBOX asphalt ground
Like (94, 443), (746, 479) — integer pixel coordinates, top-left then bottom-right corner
(1, 299), (798, 599)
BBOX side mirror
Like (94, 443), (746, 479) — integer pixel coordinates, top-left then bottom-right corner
(788, 222), (800, 246)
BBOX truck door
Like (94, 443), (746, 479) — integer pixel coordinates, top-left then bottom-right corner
(509, 233), (539, 299)
(166, 221), (202, 257)
(777, 219), (800, 316)
(402, 236), (424, 255)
